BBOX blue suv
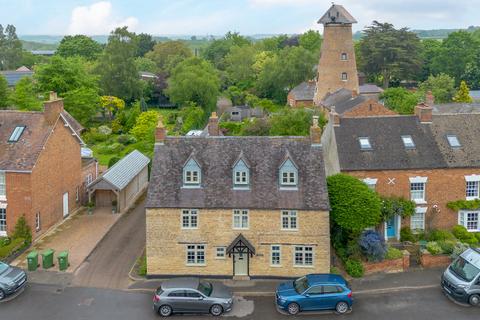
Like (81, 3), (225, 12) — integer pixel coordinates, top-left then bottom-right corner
(275, 274), (353, 315)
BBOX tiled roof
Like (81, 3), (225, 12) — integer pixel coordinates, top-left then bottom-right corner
(318, 4), (357, 24)
(359, 84), (384, 94)
(61, 110), (85, 134)
(290, 81), (316, 101)
(322, 89), (371, 114)
(432, 103), (480, 114)
(146, 136), (330, 211)
(0, 70), (34, 86)
(97, 150), (150, 190)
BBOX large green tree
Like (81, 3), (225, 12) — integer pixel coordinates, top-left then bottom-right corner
(224, 45), (257, 89)
(62, 87), (100, 126)
(418, 73), (456, 103)
(0, 24), (23, 70)
(0, 74), (9, 108)
(145, 40), (192, 74)
(56, 35), (103, 60)
(359, 21), (422, 88)
(203, 32), (251, 70)
(10, 77), (42, 111)
(380, 87), (418, 114)
(419, 39), (442, 81)
(97, 27), (141, 102)
(135, 33), (156, 57)
(299, 30), (322, 53)
(269, 108), (324, 136)
(166, 57), (220, 111)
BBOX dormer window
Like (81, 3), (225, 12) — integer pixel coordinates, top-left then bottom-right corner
(280, 158), (298, 189)
(341, 53), (348, 61)
(359, 137), (372, 150)
(233, 159), (249, 189)
(446, 135), (461, 148)
(341, 72), (348, 81)
(8, 126), (25, 142)
(401, 135), (415, 149)
(183, 158), (201, 187)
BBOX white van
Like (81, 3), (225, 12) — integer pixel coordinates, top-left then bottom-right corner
(441, 248), (480, 306)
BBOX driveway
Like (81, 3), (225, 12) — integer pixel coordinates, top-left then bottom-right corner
(72, 196), (146, 289)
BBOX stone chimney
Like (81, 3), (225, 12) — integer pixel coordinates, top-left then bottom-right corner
(329, 106), (340, 126)
(310, 116), (322, 145)
(155, 120), (166, 143)
(415, 103), (433, 123)
(351, 90), (358, 98)
(208, 112), (219, 136)
(44, 91), (64, 124)
(425, 90), (435, 106)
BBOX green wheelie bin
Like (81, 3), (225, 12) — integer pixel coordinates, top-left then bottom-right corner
(27, 251), (39, 271)
(57, 251), (69, 271)
(41, 249), (55, 269)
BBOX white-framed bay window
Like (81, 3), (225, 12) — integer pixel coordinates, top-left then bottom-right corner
(186, 244), (206, 265)
(409, 176), (427, 204)
(465, 175), (480, 200)
(458, 211), (480, 232)
(411, 207), (427, 231)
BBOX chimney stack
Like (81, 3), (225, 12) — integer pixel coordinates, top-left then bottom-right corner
(44, 91), (64, 124)
(425, 91), (435, 106)
(208, 112), (220, 136)
(329, 106), (340, 126)
(415, 103), (433, 123)
(351, 90), (358, 98)
(310, 116), (323, 145)
(155, 120), (166, 143)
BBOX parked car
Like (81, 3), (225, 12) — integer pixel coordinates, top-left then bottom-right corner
(276, 274), (353, 315)
(0, 261), (27, 301)
(152, 277), (233, 317)
(441, 247), (480, 306)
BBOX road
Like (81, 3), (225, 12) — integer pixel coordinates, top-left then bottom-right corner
(71, 196), (146, 289)
(1, 283), (478, 319)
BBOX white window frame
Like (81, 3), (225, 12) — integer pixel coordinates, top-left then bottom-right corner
(465, 175), (480, 200)
(409, 177), (427, 204)
(181, 209), (198, 229)
(340, 53), (348, 61)
(186, 244), (206, 266)
(233, 209), (249, 229)
(293, 246), (314, 267)
(8, 126), (25, 142)
(459, 211), (480, 232)
(233, 159), (249, 189)
(0, 171), (5, 200)
(411, 207), (427, 231)
(281, 210), (298, 230)
(215, 247), (226, 259)
(446, 135), (461, 148)
(35, 212), (41, 232)
(358, 137), (372, 150)
(183, 159), (201, 188)
(363, 178), (377, 190)
(341, 72), (348, 81)
(279, 159), (298, 189)
(271, 245), (282, 267)
(86, 173), (93, 185)
(401, 135), (416, 149)
(0, 207), (6, 236)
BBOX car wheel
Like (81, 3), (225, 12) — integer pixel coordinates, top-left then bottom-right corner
(0, 289), (5, 301)
(158, 305), (173, 317)
(469, 294), (480, 306)
(336, 301), (349, 314)
(287, 302), (300, 315)
(210, 304), (224, 316)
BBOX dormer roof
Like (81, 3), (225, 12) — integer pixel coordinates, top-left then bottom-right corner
(318, 4), (357, 25)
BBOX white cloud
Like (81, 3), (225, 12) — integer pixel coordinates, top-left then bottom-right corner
(249, 0), (318, 7)
(67, 1), (139, 35)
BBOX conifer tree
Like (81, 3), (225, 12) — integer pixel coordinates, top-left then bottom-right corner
(453, 80), (473, 103)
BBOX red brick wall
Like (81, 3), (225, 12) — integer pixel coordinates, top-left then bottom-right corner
(363, 252), (410, 275)
(81, 161), (97, 205)
(342, 100), (397, 118)
(420, 252), (451, 268)
(346, 168), (480, 231)
(4, 172), (32, 236)
(287, 92), (314, 108)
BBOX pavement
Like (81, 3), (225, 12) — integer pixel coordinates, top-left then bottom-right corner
(13, 207), (120, 273)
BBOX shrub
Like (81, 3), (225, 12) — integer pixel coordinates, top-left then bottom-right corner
(1, 237), (11, 246)
(106, 142), (124, 153)
(426, 241), (442, 255)
(117, 134), (137, 145)
(385, 247), (403, 260)
(359, 230), (387, 262)
(437, 240), (456, 255)
(108, 156), (121, 168)
(83, 128), (109, 144)
(451, 242), (470, 259)
(476, 233), (480, 242)
(345, 259), (364, 278)
(400, 226), (416, 242)
(452, 225), (478, 245)
(0, 238), (26, 259)
(330, 266), (341, 275)
(12, 216), (32, 245)
(428, 229), (455, 242)
(137, 255), (147, 276)
(98, 125), (113, 135)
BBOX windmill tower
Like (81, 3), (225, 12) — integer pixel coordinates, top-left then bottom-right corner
(313, 4), (359, 105)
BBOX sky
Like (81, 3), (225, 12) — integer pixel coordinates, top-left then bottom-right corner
(1, 0), (479, 36)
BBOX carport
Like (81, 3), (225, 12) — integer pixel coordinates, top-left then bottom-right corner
(88, 150), (150, 213)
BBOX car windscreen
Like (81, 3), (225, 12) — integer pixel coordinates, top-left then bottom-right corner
(197, 281), (213, 297)
(0, 262), (9, 274)
(450, 256), (480, 282)
(293, 276), (310, 294)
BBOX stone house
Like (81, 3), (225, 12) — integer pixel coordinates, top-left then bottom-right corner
(0, 93), (85, 239)
(145, 115), (330, 279)
(322, 102), (480, 239)
(224, 105), (265, 122)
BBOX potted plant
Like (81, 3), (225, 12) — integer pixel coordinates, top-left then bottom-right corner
(87, 201), (95, 215)
(111, 199), (118, 214)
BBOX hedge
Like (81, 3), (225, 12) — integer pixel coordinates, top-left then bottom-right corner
(0, 238), (26, 260)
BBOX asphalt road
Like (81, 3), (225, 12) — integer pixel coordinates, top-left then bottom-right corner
(1, 283), (478, 319)
(71, 196), (146, 289)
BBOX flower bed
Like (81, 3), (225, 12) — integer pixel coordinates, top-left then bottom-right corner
(420, 251), (451, 268)
(362, 250), (410, 275)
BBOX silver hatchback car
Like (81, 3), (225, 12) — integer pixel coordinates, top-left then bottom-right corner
(153, 277), (233, 317)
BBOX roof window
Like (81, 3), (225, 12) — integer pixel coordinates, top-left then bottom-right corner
(446, 135), (461, 148)
(8, 126), (25, 142)
(358, 137), (372, 150)
(401, 135), (415, 149)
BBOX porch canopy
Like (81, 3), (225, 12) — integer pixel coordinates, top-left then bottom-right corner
(226, 234), (256, 257)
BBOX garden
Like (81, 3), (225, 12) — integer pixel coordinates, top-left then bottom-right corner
(0, 216), (32, 262)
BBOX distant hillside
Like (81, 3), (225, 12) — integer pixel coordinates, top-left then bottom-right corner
(353, 26), (480, 40)
(21, 40), (58, 51)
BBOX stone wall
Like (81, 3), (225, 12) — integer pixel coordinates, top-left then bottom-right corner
(146, 208), (330, 278)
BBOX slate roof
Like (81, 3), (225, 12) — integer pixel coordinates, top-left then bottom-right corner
(430, 114), (480, 168)
(318, 4), (357, 24)
(61, 110), (85, 134)
(96, 150), (150, 190)
(334, 116), (447, 171)
(322, 89), (370, 114)
(0, 70), (34, 86)
(289, 81), (316, 101)
(432, 103), (480, 114)
(146, 136), (330, 211)
(359, 84), (383, 94)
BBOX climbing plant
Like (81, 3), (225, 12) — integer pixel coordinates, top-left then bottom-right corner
(447, 199), (480, 211)
(380, 196), (415, 220)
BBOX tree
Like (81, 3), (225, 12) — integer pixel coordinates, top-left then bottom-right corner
(56, 35), (103, 60)
(224, 45), (257, 88)
(299, 30), (322, 53)
(269, 108), (324, 136)
(10, 77), (42, 111)
(203, 32), (251, 70)
(327, 174), (382, 234)
(0, 74), (9, 108)
(419, 39), (441, 81)
(100, 95), (125, 120)
(178, 102), (206, 134)
(35, 56), (98, 95)
(130, 110), (159, 142)
(135, 33), (156, 57)
(166, 57), (220, 112)
(145, 40), (192, 74)
(359, 21), (422, 88)
(134, 57), (157, 73)
(418, 73), (456, 103)
(0, 24), (23, 70)
(97, 27), (141, 102)
(63, 87), (100, 126)
(453, 80), (473, 103)
(462, 62), (480, 90)
(380, 87), (418, 114)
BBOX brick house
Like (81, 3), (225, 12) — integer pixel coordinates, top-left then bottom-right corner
(322, 102), (480, 239)
(145, 115), (330, 279)
(0, 93), (85, 239)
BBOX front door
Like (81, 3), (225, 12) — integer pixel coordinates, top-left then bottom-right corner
(63, 192), (69, 217)
(233, 253), (248, 276)
(386, 216), (396, 238)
